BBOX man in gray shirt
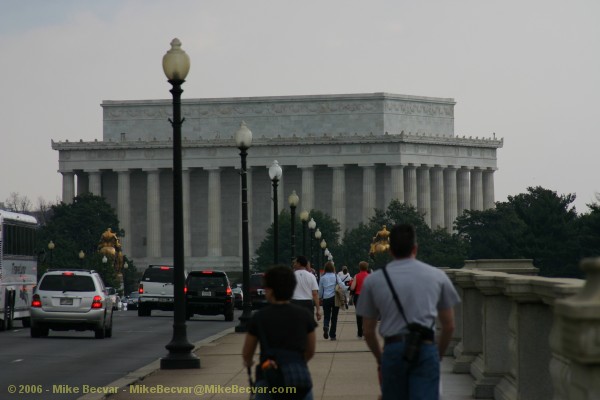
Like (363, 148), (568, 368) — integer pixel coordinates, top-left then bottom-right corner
(357, 224), (460, 400)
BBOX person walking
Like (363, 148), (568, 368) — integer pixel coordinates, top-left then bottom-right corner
(243, 265), (317, 400)
(337, 266), (351, 309)
(356, 224), (460, 400)
(318, 261), (345, 341)
(291, 255), (321, 322)
(350, 261), (370, 338)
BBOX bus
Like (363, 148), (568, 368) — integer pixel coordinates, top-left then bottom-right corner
(0, 210), (38, 331)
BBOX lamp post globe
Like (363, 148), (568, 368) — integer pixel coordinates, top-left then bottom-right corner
(160, 38), (199, 370)
(102, 255), (108, 264)
(48, 241), (55, 265)
(234, 121), (253, 333)
(288, 190), (299, 260)
(78, 250), (85, 267)
(269, 160), (283, 265)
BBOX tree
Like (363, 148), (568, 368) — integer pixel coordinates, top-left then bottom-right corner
(457, 186), (582, 278)
(36, 193), (124, 286)
(4, 192), (32, 213)
(576, 202), (600, 260)
(340, 200), (468, 272)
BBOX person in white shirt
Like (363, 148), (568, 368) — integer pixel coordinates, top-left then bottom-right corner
(291, 255), (322, 322)
(337, 266), (352, 309)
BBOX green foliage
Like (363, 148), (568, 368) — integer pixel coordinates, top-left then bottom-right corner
(36, 193), (124, 286)
(252, 209), (340, 272)
(457, 186), (582, 278)
(339, 200), (468, 272)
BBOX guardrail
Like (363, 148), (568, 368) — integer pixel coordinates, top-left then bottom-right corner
(445, 258), (600, 399)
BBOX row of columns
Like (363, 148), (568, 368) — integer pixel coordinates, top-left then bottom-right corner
(60, 164), (495, 259)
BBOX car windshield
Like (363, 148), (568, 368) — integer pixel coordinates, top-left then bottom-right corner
(142, 268), (173, 283)
(39, 275), (96, 292)
(187, 276), (226, 291)
(129, 292), (139, 298)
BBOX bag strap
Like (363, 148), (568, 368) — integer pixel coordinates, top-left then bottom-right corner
(381, 266), (409, 325)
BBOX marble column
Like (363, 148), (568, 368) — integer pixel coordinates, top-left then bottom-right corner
(483, 169), (496, 210)
(88, 170), (102, 196)
(430, 166), (445, 229)
(76, 173), (88, 196)
(300, 166), (314, 212)
(417, 166), (431, 226)
(470, 168), (484, 211)
(390, 164), (405, 203)
(362, 165), (376, 222)
(61, 171), (75, 204)
(331, 166), (346, 234)
(116, 169), (131, 257)
(145, 169), (161, 258)
(457, 167), (471, 215)
(182, 169), (192, 258)
(404, 165), (417, 207)
(207, 168), (222, 257)
(444, 167), (458, 232)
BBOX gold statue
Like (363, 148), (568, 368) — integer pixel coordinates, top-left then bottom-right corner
(98, 228), (124, 272)
(369, 225), (390, 258)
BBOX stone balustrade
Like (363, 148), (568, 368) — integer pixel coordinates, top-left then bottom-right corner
(445, 258), (600, 399)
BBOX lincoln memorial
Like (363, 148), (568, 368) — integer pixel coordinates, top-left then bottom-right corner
(52, 92), (503, 270)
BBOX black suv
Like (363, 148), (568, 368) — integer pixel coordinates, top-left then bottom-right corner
(249, 273), (267, 309)
(185, 270), (234, 321)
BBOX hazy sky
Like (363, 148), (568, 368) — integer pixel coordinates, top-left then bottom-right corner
(1, 0), (598, 213)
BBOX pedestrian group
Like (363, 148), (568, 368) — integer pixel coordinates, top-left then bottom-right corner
(242, 223), (460, 400)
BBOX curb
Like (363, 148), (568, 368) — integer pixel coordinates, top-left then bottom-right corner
(77, 327), (235, 400)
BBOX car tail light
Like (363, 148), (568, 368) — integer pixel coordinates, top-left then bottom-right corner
(226, 287), (232, 296)
(160, 266), (171, 270)
(91, 295), (103, 309)
(62, 272), (74, 276)
(202, 270), (213, 274)
(139, 284), (144, 294)
(31, 294), (42, 308)
(184, 286), (188, 294)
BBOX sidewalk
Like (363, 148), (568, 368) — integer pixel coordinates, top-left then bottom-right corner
(85, 309), (473, 400)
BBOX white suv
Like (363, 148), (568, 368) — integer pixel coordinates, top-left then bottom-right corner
(137, 265), (175, 316)
(30, 269), (114, 339)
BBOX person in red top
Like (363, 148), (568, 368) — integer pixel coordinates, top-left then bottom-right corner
(350, 261), (370, 338)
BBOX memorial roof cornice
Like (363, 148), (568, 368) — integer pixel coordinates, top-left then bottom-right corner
(51, 132), (503, 151)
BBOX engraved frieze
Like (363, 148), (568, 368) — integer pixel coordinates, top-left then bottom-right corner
(330, 145), (342, 154)
(299, 147), (311, 155)
(144, 149), (156, 159)
(388, 144), (400, 153)
(360, 144), (372, 154)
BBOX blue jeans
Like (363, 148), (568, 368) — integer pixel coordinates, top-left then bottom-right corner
(381, 342), (440, 400)
(322, 297), (339, 338)
(254, 379), (313, 400)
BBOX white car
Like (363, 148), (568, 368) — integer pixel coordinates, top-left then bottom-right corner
(30, 269), (114, 339)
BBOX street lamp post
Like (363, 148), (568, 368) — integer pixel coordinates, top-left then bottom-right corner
(300, 211), (309, 256)
(314, 228), (322, 282)
(234, 121), (253, 333)
(78, 250), (85, 267)
(320, 239), (327, 276)
(288, 190), (299, 261)
(48, 241), (55, 265)
(160, 38), (199, 370)
(308, 218), (316, 267)
(269, 160), (283, 265)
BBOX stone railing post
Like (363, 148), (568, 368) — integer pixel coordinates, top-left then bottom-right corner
(551, 258), (600, 399)
(452, 270), (483, 373)
(471, 272), (512, 398)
